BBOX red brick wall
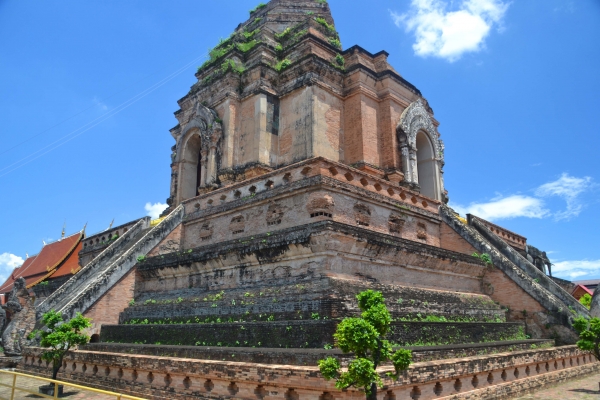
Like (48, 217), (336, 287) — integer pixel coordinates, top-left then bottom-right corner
(83, 268), (136, 336)
(484, 268), (545, 315)
(439, 222), (478, 255)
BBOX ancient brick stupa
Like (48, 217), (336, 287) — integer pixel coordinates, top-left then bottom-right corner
(17, 1), (596, 398)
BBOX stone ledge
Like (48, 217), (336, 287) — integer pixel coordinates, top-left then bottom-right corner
(138, 220), (486, 272)
(81, 339), (554, 365)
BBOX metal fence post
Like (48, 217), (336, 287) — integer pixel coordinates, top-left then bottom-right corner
(9, 374), (16, 400)
(54, 381), (59, 399)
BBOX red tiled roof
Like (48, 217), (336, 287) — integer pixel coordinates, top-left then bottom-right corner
(0, 232), (83, 293)
(572, 284), (593, 299)
(53, 241), (83, 278)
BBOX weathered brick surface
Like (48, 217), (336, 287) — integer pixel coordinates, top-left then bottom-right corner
(84, 268), (136, 337)
(81, 339), (554, 366)
(19, 345), (598, 400)
(99, 321), (525, 349)
(439, 222), (477, 255)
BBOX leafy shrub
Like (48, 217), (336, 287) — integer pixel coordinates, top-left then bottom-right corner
(29, 311), (91, 380)
(574, 316), (600, 361)
(580, 293), (592, 309)
(318, 290), (412, 399)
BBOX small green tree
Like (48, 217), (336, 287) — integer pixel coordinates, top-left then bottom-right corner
(579, 293), (592, 309)
(573, 316), (600, 361)
(318, 290), (412, 400)
(29, 310), (92, 380)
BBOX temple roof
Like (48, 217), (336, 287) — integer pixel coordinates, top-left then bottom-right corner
(0, 231), (83, 293)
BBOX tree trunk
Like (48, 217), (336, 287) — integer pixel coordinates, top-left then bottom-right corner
(52, 358), (61, 381)
(367, 383), (377, 400)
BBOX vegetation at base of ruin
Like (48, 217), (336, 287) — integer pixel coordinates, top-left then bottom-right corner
(319, 290), (412, 400)
(28, 310), (92, 380)
(249, 3), (267, 16)
(136, 255), (146, 263)
(580, 293), (592, 309)
(395, 314), (504, 323)
(471, 252), (492, 265)
(274, 59), (292, 72)
(529, 342), (553, 350)
(329, 38), (342, 49)
(573, 316), (600, 361)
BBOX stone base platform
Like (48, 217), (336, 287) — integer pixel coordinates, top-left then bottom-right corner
(19, 345), (598, 400)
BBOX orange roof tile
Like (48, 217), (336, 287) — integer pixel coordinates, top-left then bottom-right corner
(0, 232), (83, 293)
(53, 241), (83, 278)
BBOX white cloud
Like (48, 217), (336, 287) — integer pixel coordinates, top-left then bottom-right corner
(391, 0), (509, 62)
(145, 202), (168, 219)
(535, 173), (593, 220)
(452, 173), (593, 222)
(0, 253), (24, 284)
(92, 97), (108, 111)
(451, 195), (548, 222)
(551, 259), (600, 280)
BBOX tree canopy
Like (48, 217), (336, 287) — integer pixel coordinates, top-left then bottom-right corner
(29, 310), (91, 380)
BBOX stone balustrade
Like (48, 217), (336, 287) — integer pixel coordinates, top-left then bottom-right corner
(20, 345), (598, 400)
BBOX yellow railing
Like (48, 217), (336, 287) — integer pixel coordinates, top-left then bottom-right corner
(0, 370), (147, 400)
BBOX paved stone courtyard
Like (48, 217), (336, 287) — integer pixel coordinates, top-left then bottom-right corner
(512, 373), (600, 400)
(0, 372), (129, 399)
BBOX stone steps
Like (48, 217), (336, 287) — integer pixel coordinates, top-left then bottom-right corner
(439, 205), (588, 342)
(37, 206), (184, 321)
(37, 217), (152, 315)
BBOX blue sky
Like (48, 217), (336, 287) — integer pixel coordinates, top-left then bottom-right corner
(0, 0), (598, 282)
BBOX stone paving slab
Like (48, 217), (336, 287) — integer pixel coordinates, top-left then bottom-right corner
(512, 372), (600, 400)
(0, 373), (124, 399)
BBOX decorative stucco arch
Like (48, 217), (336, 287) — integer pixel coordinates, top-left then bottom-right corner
(175, 103), (223, 203)
(397, 99), (445, 201)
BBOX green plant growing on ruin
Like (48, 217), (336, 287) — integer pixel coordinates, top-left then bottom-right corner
(329, 38), (342, 49)
(136, 255), (146, 263)
(580, 293), (592, 309)
(471, 252), (492, 265)
(28, 310), (91, 380)
(316, 0), (328, 4)
(314, 17), (336, 35)
(220, 59), (245, 75)
(274, 59), (292, 72)
(249, 3), (267, 15)
(129, 299), (135, 306)
(318, 290), (412, 400)
(236, 40), (259, 53)
(38, 281), (49, 286)
(573, 316), (600, 361)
